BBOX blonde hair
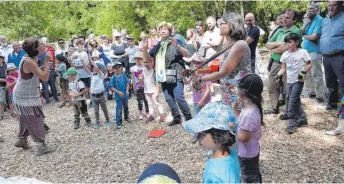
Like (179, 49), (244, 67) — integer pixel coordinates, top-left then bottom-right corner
(158, 21), (173, 34)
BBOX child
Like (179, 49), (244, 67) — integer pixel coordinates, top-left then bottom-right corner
(276, 33), (312, 134)
(55, 54), (70, 108)
(183, 56), (211, 115)
(183, 102), (241, 183)
(142, 57), (165, 123)
(233, 74), (264, 183)
(104, 63), (114, 100)
(5, 63), (18, 117)
(130, 51), (149, 120)
(67, 67), (92, 129)
(110, 61), (131, 129)
(89, 59), (111, 129)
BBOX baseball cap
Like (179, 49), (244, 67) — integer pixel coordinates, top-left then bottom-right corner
(6, 63), (16, 71)
(183, 102), (237, 135)
(134, 51), (144, 59)
(56, 54), (66, 62)
(66, 67), (78, 75)
(113, 61), (122, 66)
(137, 163), (181, 184)
(95, 62), (105, 73)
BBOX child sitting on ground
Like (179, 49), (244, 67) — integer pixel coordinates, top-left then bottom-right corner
(142, 57), (165, 123)
(89, 58), (111, 129)
(110, 61), (131, 129)
(55, 54), (70, 108)
(5, 63), (18, 117)
(130, 51), (149, 120)
(183, 102), (241, 183)
(67, 67), (92, 129)
(233, 74), (264, 183)
(275, 33), (312, 134)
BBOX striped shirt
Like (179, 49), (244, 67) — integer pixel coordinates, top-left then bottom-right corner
(320, 11), (344, 55)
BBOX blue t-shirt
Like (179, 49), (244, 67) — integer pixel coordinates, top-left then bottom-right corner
(110, 73), (129, 100)
(302, 15), (323, 53)
(202, 149), (241, 183)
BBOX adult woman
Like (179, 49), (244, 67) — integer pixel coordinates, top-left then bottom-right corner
(13, 37), (55, 156)
(142, 21), (192, 126)
(139, 31), (148, 52)
(148, 27), (160, 51)
(110, 32), (129, 74)
(100, 35), (112, 66)
(193, 13), (251, 107)
(89, 38), (105, 66)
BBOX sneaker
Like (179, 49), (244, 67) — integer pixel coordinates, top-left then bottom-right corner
(296, 119), (308, 127)
(94, 123), (100, 130)
(74, 121), (80, 130)
(104, 122), (112, 127)
(316, 98), (325, 103)
(279, 114), (289, 120)
(125, 118), (132, 122)
(116, 125), (122, 129)
(167, 119), (181, 126)
(308, 93), (316, 98)
(139, 114), (144, 120)
(145, 115), (154, 123)
(159, 115), (166, 122)
(264, 108), (279, 115)
(326, 104), (337, 110)
(285, 126), (297, 134)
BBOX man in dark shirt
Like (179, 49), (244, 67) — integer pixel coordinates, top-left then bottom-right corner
(245, 13), (260, 74)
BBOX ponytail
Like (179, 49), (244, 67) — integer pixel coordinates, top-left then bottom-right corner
(244, 91), (265, 126)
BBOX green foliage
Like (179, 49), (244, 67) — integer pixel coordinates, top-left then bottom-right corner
(0, 0), (328, 43)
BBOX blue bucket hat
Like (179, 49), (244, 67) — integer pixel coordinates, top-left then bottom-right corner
(95, 62), (106, 73)
(183, 102), (238, 135)
(137, 163), (181, 184)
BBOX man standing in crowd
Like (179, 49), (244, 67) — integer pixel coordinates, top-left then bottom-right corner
(0, 36), (13, 63)
(125, 36), (139, 71)
(55, 39), (68, 57)
(203, 16), (221, 59)
(245, 13), (260, 74)
(265, 9), (302, 114)
(320, 0), (344, 111)
(8, 41), (26, 68)
(301, 3), (326, 103)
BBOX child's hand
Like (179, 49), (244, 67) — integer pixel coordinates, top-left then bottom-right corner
(234, 99), (241, 109)
(228, 122), (235, 129)
(118, 91), (124, 97)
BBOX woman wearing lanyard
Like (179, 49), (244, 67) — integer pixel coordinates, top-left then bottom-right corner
(142, 21), (192, 126)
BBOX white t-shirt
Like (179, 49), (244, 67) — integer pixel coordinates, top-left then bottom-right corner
(90, 72), (105, 94)
(143, 67), (157, 94)
(130, 65), (145, 89)
(69, 79), (86, 101)
(280, 48), (311, 83)
(72, 50), (91, 78)
(126, 45), (140, 64)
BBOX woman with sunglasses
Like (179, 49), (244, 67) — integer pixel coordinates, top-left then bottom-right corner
(193, 12), (252, 107)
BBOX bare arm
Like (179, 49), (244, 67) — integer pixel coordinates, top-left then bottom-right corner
(266, 42), (285, 50)
(238, 130), (252, 142)
(177, 44), (189, 57)
(276, 63), (286, 76)
(245, 36), (255, 45)
(200, 42), (248, 82)
(303, 33), (319, 41)
(272, 45), (288, 54)
(24, 55), (50, 81)
(73, 88), (89, 97)
(198, 84), (210, 105)
(304, 60), (312, 72)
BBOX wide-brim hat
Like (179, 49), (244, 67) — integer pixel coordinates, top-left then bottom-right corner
(6, 63), (16, 71)
(183, 102), (237, 135)
(134, 51), (144, 59)
(113, 32), (121, 37)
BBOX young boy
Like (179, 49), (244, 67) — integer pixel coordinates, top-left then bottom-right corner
(110, 61), (131, 129)
(89, 59), (110, 129)
(5, 63), (18, 117)
(275, 33), (312, 134)
(67, 67), (92, 129)
(130, 51), (149, 120)
(55, 54), (70, 108)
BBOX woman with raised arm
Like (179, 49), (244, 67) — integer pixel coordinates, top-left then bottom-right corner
(13, 37), (56, 156)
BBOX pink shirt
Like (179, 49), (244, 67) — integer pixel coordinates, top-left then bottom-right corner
(192, 78), (211, 104)
(6, 72), (18, 94)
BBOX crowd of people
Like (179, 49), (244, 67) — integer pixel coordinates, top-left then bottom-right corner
(0, 0), (343, 183)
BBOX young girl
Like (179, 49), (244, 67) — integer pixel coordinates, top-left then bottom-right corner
(5, 63), (18, 117)
(105, 63), (114, 100)
(183, 102), (241, 183)
(55, 54), (70, 108)
(183, 56), (211, 115)
(143, 57), (165, 123)
(234, 74), (264, 183)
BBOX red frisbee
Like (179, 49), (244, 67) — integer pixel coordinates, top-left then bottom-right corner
(147, 129), (166, 138)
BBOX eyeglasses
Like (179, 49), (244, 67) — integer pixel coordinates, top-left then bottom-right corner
(327, 4), (338, 7)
